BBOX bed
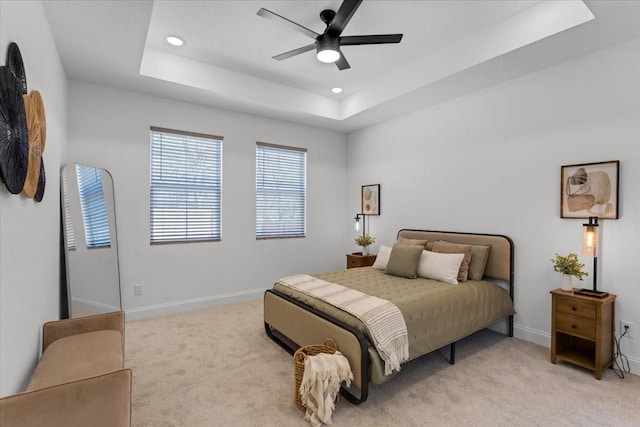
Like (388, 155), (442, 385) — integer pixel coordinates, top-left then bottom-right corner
(264, 229), (515, 404)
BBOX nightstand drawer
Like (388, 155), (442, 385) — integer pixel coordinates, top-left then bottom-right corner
(346, 253), (376, 269)
(348, 257), (362, 268)
(556, 313), (596, 340)
(556, 298), (596, 319)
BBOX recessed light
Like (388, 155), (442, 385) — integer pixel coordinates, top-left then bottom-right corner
(331, 87), (343, 94)
(166, 36), (184, 47)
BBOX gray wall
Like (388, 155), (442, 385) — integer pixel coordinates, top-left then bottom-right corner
(346, 37), (640, 373)
(0, 0), (68, 396)
(66, 81), (348, 319)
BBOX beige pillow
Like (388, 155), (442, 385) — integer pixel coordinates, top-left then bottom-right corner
(431, 242), (473, 282)
(417, 251), (464, 284)
(385, 243), (423, 279)
(372, 245), (392, 270)
(435, 241), (491, 281)
(397, 237), (428, 249)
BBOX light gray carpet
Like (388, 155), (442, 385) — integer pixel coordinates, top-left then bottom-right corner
(126, 299), (640, 426)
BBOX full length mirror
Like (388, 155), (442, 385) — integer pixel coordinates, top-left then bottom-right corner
(61, 163), (121, 317)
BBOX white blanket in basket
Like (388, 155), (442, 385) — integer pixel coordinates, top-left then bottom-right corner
(300, 351), (352, 427)
(277, 274), (409, 375)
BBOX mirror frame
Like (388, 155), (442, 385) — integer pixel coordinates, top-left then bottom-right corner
(60, 163), (122, 318)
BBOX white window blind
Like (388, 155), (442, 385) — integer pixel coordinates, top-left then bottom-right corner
(150, 127), (223, 244)
(256, 142), (306, 239)
(62, 170), (76, 251)
(76, 164), (111, 248)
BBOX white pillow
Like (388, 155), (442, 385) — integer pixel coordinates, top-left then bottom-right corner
(372, 245), (392, 270)
(417, 250), (465, 285)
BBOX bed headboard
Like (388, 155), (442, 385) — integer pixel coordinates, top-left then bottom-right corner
(396, 229), (514, 284)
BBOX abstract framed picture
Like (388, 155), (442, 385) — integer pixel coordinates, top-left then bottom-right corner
(361, 184), (380, 215)
(561, 160), (619, 219)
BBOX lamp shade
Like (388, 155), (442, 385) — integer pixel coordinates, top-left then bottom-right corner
(582, 217), (599, 257)
(354, 213), (366, 237)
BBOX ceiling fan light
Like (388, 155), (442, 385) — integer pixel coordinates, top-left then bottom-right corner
(317, 49), (340, 63)
(316, 34), (340, 63)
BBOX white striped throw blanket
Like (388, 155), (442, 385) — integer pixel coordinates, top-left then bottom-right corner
(300, 351), (353, 427)
(277, 274), (409, 375)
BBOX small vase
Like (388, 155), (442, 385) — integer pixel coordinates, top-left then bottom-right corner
(362, 245), (369, 255)
(560, 274), (573, 291)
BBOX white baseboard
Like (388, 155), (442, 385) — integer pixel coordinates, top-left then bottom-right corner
(513, 322), (639, 376)
(124, 288), (266, 321)
(616, 355), (640, 376)
(71, 297), (120, 316)
(514, 322), (550, 348)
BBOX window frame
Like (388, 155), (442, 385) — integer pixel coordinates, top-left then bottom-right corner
(149, 126), (223, 245)
(255, 141), (307, 240)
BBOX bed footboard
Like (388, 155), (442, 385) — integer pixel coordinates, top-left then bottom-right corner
(264, 289), (370, 404)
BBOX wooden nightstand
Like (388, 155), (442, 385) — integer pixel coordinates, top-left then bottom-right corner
(550, 288), (616, 379)
(346, 253), (376, 269)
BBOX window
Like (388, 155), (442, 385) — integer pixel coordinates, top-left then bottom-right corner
(62, 170), (76, 251)
(76, 164), (111, 248)
(256, 142), (306, 239)
(150, 127), (223, 244)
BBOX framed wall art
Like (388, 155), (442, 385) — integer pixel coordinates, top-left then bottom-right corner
(361, 184), (380, 215)
(561, 160), (619, 219)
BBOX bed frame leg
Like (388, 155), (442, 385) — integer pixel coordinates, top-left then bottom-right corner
(339, 384), (368, 405)
(449, 342), (456, 365)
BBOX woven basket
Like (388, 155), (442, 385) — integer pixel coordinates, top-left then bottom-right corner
(294, 338), (339, 412)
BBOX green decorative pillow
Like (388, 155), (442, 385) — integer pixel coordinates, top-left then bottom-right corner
(385, 243), (423, 279)
(468, 244), (491, 281)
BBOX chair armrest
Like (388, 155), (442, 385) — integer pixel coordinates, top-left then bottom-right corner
(43, 311), (125, 352)
(0, 369), (131, 427)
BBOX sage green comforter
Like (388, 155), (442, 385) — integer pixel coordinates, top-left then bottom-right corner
(274, 267), (515, 384)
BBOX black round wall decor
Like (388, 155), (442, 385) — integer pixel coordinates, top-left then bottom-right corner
(34, 160), (46, 202)
(6, 42), (27, 95)
(0, 66), (29, 194)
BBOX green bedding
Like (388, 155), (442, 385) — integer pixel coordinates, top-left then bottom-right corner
(274, 267), (515, 384)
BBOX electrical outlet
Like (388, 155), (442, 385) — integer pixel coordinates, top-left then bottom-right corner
(134, 284), (143, 296)
(620, 320), (633, 339)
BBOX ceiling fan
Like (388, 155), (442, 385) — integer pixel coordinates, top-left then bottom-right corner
(257, 0), (403, 70)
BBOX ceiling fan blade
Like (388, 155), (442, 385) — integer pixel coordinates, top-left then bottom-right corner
(335, 52), (351, 70)
(273, 44), (316, 61)
(327, 0), (363, 36)
(257, 8), (319, 40)
(340, 34), (403, 46)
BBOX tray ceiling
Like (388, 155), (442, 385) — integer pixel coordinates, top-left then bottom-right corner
(42, 1), (640, 132)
